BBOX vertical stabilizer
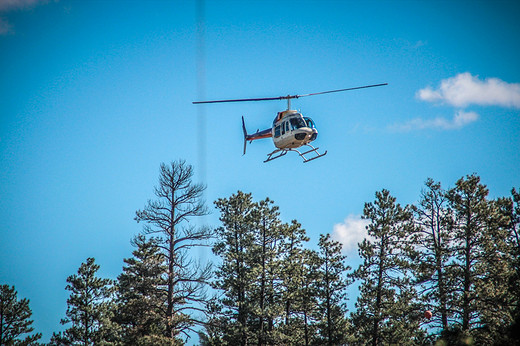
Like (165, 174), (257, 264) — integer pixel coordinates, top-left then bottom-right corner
(240, 117), (272, 156)
(241, 116), (248, 155)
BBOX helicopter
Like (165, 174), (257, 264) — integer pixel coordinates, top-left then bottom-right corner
(193, 83), (387, 163)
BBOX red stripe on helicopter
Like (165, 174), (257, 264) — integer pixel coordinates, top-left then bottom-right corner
(246, 128), (272, 141)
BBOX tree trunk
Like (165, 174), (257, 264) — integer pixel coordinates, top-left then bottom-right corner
(372, 236), (386, 346)
(167, 224), (175, 339)
(325, 257), (332, 346)
(462, 210), (471, 331)
(303, 309), (309, 346)
(259, 225), (266, 346)
(234, 222), (247, 346)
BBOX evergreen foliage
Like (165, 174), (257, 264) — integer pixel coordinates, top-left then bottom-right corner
(447, 174), (491, 335)
(20, 169), (517, 345)
(410, 179), (456, 334)
(207, 191), (353, 345)
(210, 191), (268, 345)
(278, 221), (313, 345)
(444, 174), (513, 343)
(315, 233), (352, 345)
(505, 187), (520, 343)
(114, 234), (168, 344)
(0, 284), (41, 345)
(352, 189), (424, 345)
(58, 257), (116, 345)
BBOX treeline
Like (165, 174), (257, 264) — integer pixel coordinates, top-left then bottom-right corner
(1, 160), (519, 345)
(201, 176), (520, 345)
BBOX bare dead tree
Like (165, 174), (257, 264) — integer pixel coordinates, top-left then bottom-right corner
(135, 160), (212, 342)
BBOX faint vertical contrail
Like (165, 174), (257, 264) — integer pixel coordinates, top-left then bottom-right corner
(196, 0), (206, 188)
(196, 0), (209, 261)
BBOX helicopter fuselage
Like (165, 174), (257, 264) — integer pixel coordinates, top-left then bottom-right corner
(243, 110), (318, 150)
(271, 110), (318, 149)
(241, 110), (323, 162)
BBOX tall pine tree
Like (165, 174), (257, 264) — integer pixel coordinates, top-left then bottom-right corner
(447, 174), (489, 337)
(315, 233), (352, 345)
(476, 196), (515, 344)
(296, 248), (322, 346)
(211, 191), (257, 345)
(278, 220), (311, 345)
(410, 179), (456, 335)
(209, 191), (316, 345)
(505, 187), (520, 342)
(250, 197), (284, 345)
(352, 189), (423, 345)
(438, 174), (515, 344)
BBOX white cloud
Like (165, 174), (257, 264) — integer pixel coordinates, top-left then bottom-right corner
(397, 73), (519, 132)
(417, 72), (520, 108)
(332, 215), (371, 254)
(391, 110), (479, 132)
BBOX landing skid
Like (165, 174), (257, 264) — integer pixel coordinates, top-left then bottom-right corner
(264, 144), (327, 163)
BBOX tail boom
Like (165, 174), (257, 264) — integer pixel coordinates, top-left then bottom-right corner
(241, 116), (272, 155)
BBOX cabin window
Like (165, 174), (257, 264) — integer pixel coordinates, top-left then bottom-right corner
(281, 122), (285, 135)
(290, 117), (306, 129)
(285, 121), (290, 132)
(304, 117), (315, 129)
(274, 125), (281, 138)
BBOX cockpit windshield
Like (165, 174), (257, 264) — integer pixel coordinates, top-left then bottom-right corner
(304, 117), (315, 128)
(290, 117), (307, 130)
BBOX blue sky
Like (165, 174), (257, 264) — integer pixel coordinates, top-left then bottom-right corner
(1, 0), (519, 342)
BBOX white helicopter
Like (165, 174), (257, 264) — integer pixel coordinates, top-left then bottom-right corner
(193, 83), (387, 163)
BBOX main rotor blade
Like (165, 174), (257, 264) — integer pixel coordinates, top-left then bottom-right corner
(297, 83), (388, 98)
(192, 83), (388, 104)
(193, 96), (287, 104)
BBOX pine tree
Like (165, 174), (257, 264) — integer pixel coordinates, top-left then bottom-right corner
(135, 160), (212, 342)
(114, 234), (168, 344)
(315, 233), (352, 346)
(250, 197), (286, 345)
(409, 179), (456, 335)
(444, 174), (514, 343)
(211, 191), (288, 345)
(475, 196), (514, 344)
(59, 257), (116, 345)
(504, 187), (520, 342)
(352, 189), (423, 345)
(210, 191), (257, 345)
(278, 220), (310, 345)
(297, 248), (321, 346)
(0, 284), (41, 345)
(209, 191), (315, 345)
(447, 174), (488, 337)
